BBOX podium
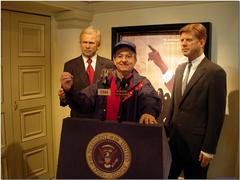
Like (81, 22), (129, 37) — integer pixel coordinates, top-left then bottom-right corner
(57, 118), (171, 179)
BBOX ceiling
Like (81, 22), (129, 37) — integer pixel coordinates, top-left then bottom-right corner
(1, 1), (217, 29)
(1, 1), (213, 16)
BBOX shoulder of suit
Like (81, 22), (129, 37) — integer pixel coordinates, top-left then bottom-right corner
(175, 61), (187, 71)
(195, 58), (226, 80)
(97, 55), (114, 68)
(203, 58), (226, 73)
(97, 55), (111, 61)
(64, 56), (82, 66)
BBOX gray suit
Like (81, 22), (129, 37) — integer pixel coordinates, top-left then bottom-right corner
(166, 58), (226, 178)
(60, 55), (113, 118)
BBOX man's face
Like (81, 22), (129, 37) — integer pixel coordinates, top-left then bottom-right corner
(80, 33), (99, 58)
(113, 47), (136, 75)
(180, 31), (205, 61)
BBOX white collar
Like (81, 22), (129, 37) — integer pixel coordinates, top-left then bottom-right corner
(82, 54), (97, 62)
(82, 54), (97, 70)
(189, 53), (205, 69)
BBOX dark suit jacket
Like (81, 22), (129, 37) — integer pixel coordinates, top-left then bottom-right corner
(60, 55), (113, 118)
(166, 58), (226, 161)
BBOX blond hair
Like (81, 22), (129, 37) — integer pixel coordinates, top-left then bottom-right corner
(180, 23), (207, 42)
(80, 26), (101, 46)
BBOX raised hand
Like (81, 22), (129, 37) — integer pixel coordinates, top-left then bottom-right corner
(148, 45), (168, 73)
(60, 72), (73, 91)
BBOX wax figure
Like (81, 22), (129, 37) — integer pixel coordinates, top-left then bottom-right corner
(59, 26), (113, 118)
(165, 23), (226, 178)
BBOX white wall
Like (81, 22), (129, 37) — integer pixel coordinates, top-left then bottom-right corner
(51, 18), (83, 169)
(52, 1), (239, 178)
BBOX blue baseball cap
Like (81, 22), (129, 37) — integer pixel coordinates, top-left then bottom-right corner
(113, 41), (136, 55)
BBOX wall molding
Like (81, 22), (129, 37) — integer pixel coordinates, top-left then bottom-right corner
(54, 10), (93, 29)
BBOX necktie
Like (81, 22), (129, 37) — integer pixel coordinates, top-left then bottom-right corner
(86, 58), (94, 85)
(182, 62), (192, 95)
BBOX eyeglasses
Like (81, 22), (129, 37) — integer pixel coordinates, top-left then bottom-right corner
(115, 53), (135, 60)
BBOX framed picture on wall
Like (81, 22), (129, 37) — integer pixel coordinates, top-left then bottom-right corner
(112, 22), (211, 94)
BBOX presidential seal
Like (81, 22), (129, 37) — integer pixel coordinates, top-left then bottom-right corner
(86, 132), (131, 179)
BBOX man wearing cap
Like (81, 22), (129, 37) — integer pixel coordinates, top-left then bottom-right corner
(61, 41), (161, 124)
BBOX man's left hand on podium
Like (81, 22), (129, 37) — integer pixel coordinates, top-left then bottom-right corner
(139, 113), (158, 124)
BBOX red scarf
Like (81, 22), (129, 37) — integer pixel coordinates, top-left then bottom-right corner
(106, 76), (120, 121)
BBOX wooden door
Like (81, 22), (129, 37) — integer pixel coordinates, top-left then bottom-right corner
(1, 10), (54, 179)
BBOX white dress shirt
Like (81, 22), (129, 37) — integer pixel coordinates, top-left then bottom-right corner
(82, 54), (97, 71)
(182, 53), (205, 84)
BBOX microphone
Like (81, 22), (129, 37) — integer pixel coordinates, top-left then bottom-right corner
(116, 75), (132, 97)
(98, 68), (112, 96)
(117, 74), (132, 122)
(100, 68), (111, 88)
(120, 77), (130, 89)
